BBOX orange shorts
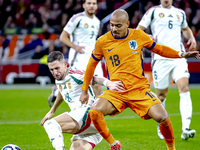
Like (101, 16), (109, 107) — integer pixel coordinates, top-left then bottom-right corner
(99, 87), (161, 119)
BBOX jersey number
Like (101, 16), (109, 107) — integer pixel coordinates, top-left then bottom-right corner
(65, 93), (72, 102)
(168, 20), (173, 29)
(90, 31), (94, 39)
(109, 55), (120, 67)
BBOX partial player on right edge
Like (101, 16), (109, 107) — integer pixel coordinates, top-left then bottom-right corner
(137, 0), (197, 140)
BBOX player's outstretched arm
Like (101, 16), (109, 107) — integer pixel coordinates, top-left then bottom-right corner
(40, 92), (64, 126)
(92, 76), (126, 91)
(180, 51), (200, 59)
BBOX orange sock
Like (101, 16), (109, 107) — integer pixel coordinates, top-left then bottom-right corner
(89, 109), (115, 144)
(159, 117), (175, 150)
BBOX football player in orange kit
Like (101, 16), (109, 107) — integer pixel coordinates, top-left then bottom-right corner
(79, 9), (200, 150)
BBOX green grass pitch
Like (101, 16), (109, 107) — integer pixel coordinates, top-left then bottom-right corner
(0, 85), (199, 149)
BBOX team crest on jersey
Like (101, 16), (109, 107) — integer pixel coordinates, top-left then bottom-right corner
(129, 40), (138, 50)
(59, 85), (62, 92)
(159, 13), (165, 18)
(96, 26), (99, 30)
(84, 23), (89, 28)
(68, 82), (72, 89)
(176, 14), (180, 19)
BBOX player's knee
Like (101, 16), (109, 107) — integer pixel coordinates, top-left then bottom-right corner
(156, 114), (168, 123)
(178, 86), (189, 93)
(158, 94), (166, 102)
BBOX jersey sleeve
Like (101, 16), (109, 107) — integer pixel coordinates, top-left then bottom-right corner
(151, 43), (180, 58)
(138, 7), (155, 28)
(181, 10), (188, 29)
(63, 14), (82, 34)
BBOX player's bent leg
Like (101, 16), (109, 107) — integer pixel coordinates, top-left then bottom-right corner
(156, 88), (168, 103)
(148, 103), (175, 150)
(92, 84), (102, 97)
(90, 97), (121, 149)
(54, 113), (79, 134)
(70, 140), (93, 150)
(155, 88), (168, 139)
(43, 119), (65, 150)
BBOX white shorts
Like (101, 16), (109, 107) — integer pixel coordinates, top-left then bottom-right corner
(152, 59), (190, 89)
(66, 106), (102, 146)
(68, 48), (103, 77)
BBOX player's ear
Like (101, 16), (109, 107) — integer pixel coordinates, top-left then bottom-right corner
(127, 21), (130, 28)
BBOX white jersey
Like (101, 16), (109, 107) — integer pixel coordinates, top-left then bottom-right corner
(63, 11), (100, 68)
(138, 5), (188, 60)
(55, 67), (95, 111)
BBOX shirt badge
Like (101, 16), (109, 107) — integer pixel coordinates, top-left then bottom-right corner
(176, 14), (180, 19)
(159, 13), (165, 18)
(68, 82), (72, 90)
(59, 85), (62, 92)
(84, 23), (89, 28)
(129, 40), (138, 50)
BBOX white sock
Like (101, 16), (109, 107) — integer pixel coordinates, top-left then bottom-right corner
(43, 119), (65, 149)
(162, 98), (166, 107)
(179, 91), (192, 131)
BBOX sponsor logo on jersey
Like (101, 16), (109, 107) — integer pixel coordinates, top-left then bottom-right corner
(59, 85), (62, 92)
(84, 23), (89, 28)
(129, 40), (138, 50)
(108, 48), (115, 52)
(91, 25), (94, 28)
(176, 14), (180, 19)
(159, 13), (165, 18)
(168, 14), (173, 17)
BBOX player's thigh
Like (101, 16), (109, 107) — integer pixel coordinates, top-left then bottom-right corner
(91, 97), (118, 115)
(127, 88), (162, 119)
(171, 59), (190, 92)
(54, 113), (79, 133)
(152, 60), (172, 89)
(147, 103), (168, 122)
(70, 140), (92, 150)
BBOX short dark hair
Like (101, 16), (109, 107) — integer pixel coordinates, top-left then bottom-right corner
(47, 51), (64, 63)
(82, 0), (98, 4)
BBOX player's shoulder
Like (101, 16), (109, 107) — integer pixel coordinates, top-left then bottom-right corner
(129, 28), (144, 35)
(70, 12), (85, 22)
(94, 15), (100, 22)
(145, 5), (161, 15)
(171, 6), (185, 13)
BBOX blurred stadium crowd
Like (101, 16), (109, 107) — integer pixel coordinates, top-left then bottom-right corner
(0, 0), (200, 62)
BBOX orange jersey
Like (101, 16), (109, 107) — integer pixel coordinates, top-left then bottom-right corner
(82, 28), (180, 91)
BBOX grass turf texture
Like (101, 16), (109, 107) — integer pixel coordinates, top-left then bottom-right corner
(0, 86), (199, 150)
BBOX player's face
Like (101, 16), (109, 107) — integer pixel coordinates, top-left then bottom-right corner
(160, 0), (173, 8)
(48, 60), (68, 80)
(83, 0), (97, 15)
(110, 16), (130, 39)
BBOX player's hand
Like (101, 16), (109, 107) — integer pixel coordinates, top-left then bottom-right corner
(75, 45), (85, 54)
(187, 38), (196, 51)
(106, 80), (126, 91)
(79, 90), (89, 104)
(182, 51), (200, 59)
(39, 111), (54, 126)
(147, 34), (156, 41)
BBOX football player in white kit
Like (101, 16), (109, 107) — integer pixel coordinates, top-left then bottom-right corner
(137, 0), (196, 140)
(59, 0), (103, 97)
(40, 51), (124, 150)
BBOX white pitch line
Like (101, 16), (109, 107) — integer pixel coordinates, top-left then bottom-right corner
(0, 112), (200, 125)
